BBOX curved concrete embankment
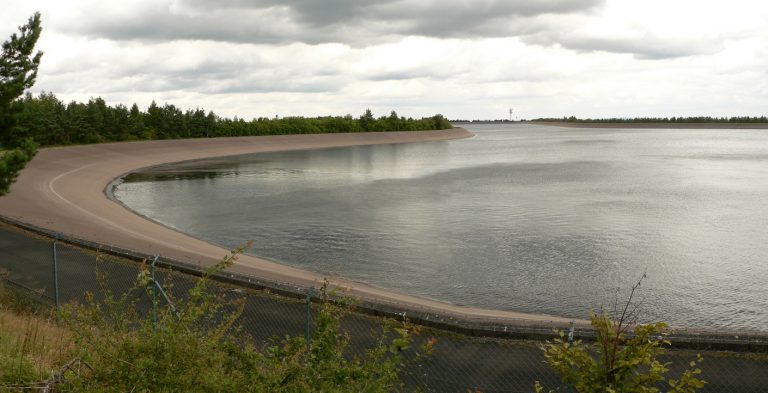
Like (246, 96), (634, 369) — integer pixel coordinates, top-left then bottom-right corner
(0, 128), (578, 326)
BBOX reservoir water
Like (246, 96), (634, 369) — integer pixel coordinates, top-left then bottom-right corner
(115, 124), (768, 331)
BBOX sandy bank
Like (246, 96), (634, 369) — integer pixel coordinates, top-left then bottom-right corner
(532, 121), (768, 129)
(0, 128), (582, 327)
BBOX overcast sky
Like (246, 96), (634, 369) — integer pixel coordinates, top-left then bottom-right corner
(3, 1), (768, 120)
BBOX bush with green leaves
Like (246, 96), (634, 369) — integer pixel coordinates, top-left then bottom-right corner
(60, 249), (434, 392)
(0, 137), (37, 195)
(536, 276), (705, 393)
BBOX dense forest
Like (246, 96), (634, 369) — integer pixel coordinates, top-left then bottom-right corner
(2, 92), (453, 148)
(533, 116), (768, 123)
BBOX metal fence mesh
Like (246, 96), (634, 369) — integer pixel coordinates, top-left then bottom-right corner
(0, 221), (766, 392)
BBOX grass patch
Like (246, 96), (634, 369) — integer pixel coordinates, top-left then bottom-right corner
(0, 286), (71, 387)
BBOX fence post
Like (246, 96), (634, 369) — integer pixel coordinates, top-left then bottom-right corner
(151, 255), (159, 329)
(567, 320), (575, 393)
(52, 234), (59, 308)
(305, 287), (314, 342)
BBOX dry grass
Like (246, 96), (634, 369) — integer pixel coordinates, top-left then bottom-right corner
(0, 290), (72, 385)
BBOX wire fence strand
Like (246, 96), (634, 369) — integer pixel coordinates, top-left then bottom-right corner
(0, 221), (766, 392)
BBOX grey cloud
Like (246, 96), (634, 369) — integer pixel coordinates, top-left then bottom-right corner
(117, 60), (249, 82)
(135, 67), (344, 94)
(204, 78), (342, 94)
(180, 0), (396, 26)
(66, 8), (296, 44)
(99, 73), (341, 95)
(527, 33), (720, 59)
(60, 0), (724, 62)
(365, 70), (433, 82)
(64, 0), (605, 45)
(366, 71), (431, 82)
(395, 14), (544, 40)
(41, 51), (344, 95)
(378, 0), (603, 20)
(181, 0), (602, 26)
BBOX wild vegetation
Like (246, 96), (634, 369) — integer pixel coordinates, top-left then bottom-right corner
(0, 286), (70, 388)
(535, 276), (706, 393)
(1, 256), (710, 393)
(0, 249), (435, 392)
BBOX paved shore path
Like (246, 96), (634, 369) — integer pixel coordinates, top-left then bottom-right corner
(0, 128), (578, 326)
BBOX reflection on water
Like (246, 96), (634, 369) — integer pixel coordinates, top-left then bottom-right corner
(124, 171), (235, 182)
(115, 124), (768, 331)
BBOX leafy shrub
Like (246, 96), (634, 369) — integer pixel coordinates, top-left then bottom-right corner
(60, 249), (433, 392)
(535, 276), (705, 393)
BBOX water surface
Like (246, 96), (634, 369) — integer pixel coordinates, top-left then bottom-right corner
(115, 124), (768, 331)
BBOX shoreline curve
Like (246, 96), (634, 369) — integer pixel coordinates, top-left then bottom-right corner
(0, 128), (581, 327)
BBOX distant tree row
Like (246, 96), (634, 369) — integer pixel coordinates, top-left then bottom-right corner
(533, 115), (768, 123)
(2, 92), (453, 147)
(450, 119), (518, 123)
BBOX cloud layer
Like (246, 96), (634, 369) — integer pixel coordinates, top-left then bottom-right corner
(2, 0), (767, 119)
(66, 0), (605, 45)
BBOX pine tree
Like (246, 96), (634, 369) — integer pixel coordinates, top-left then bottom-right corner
(0, 12), (42, 195)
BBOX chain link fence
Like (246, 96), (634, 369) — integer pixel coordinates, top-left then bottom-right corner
(0, 220), (766, 392)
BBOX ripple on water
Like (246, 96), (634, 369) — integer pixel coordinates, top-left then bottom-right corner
(116, 124), (768, 332)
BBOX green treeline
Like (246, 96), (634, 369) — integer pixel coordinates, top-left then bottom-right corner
(3, 91), (453, 147)
(534, 115), (768, 123)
